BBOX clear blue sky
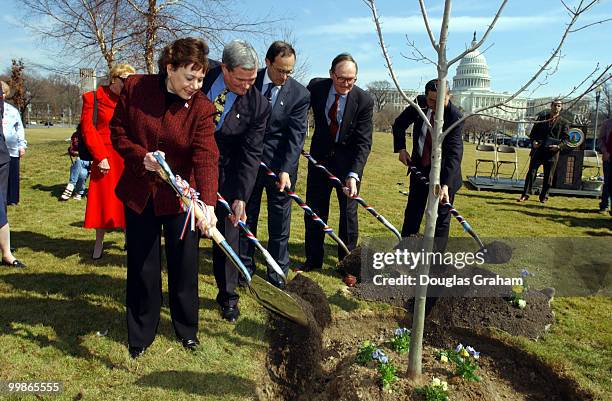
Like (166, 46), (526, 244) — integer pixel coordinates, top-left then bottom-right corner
(1, 0), (610, 97)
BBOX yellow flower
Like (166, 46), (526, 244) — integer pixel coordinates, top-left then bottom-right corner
(440, 354), (448, 363)
(460, 348), (469, 358)
(432, 377), (441, 387)
(512, 285), (524, 294)
(441, 381), (448, 391)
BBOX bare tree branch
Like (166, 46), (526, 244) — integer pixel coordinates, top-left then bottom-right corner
(447, 0), (508, 67)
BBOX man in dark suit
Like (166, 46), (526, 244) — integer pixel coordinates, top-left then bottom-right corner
(303, 53), (373, 272)
(238, 41), (309, 287)
(518, 99), (569, 203)
(202, 39), (270, 322)
(392, 79), (464, 245)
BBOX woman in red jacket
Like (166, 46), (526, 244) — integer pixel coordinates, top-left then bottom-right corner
(82, 64), (136, 259)
(110, 38), (219, 358)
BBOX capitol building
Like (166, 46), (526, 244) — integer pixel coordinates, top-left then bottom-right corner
(450, 34), (527, 132)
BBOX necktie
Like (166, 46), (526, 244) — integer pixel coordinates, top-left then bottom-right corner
(263, 83), (273, 103)
(328, 94), (340, 142)
(213, 88), (229, 125)
(421, 111), (434, 167)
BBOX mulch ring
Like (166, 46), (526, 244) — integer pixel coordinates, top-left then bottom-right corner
(346, 246), (555, 340)
(258, 305), (595, 401)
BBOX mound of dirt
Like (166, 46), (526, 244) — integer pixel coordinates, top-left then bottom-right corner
(259, 313), (595, 401)
(264, 293), (323, 401)
(286, 273), (332, 329)
(345, 245), (555, 339)
(482, 240), (513, 264)
(426, 290), (555, 340)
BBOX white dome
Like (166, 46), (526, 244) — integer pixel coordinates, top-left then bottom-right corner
(452, 33), (491, 92)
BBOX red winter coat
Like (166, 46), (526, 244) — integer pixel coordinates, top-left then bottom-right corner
(82, 85), (125, 229)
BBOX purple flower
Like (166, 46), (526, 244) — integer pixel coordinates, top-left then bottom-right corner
(520, 269), (530, 278)
(455, 343), (463, 353)
(466, 346), (476, 355)
(372, 349), (382, 359)
(394, 327), (411, 336)
(379, 355), (389, 364)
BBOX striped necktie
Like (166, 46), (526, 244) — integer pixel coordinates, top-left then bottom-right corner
(213, 88), (229, 125)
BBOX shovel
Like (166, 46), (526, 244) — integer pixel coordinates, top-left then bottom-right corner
(153, 152), (308, 326)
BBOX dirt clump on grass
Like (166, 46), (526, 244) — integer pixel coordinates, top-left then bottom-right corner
(285, 273), (332, 328)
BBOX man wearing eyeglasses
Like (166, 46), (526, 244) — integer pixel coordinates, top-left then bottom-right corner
(302, 53), (373, 276)
(238, 41), (310, 288)
(518, 99), (569, 203)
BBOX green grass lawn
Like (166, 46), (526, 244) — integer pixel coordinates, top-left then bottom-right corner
(0, 127), (610, 400)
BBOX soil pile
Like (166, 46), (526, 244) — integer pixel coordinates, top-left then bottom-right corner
(259, 313), (595, 401)
(346, 246), (555, 339)
(260, 274), (331, 401)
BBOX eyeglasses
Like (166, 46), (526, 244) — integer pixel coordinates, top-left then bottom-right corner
(333, 72), (357, 84)
(270, 63), (293, 76)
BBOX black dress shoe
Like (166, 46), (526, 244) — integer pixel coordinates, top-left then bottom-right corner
(181, 338), (200, 351)
(128, 346), (147, 359)
(297, 263), (321, 272)
(2, 259), (26, 268)
(221, 305), (240, 323)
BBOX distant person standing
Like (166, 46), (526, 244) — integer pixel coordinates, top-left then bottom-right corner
(519, 99), (569, 203)
(82, 64), (135, 259)
(0, 81), (27, 206)
(0, 81), (25, 268)
(599, 117), (612, 214)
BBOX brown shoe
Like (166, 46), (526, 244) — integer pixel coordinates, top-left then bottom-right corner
(517, 195), (529, 202)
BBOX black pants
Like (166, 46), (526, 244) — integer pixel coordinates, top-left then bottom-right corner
(0, 162), (8, 227)
(212, 206), (242, 307)
(239, 169), (294, 287)
(522, 150), (559, 200)
(304, 162), (359, 268)
(125, 201), (200, 348)
(402, 174), (454, 251)
(7, 157), (19, 205)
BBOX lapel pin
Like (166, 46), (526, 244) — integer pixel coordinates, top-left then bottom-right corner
(236, 114), (240, 119)
(184, 102), (189, 108)
(280, 101), (284, 106)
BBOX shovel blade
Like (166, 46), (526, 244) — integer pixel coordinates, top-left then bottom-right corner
(249, 275), (309, 326)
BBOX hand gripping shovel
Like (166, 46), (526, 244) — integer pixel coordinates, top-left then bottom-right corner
(216, 192), (286, 282)
(153, 152), (308, 326)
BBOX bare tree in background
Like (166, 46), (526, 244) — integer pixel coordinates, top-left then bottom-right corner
(364, 0), (611, 378)
(23, 0), (135, 72)
(7, 60), (28, 121)
(366, 80), (393, 112)
(21, 0), (278, 74)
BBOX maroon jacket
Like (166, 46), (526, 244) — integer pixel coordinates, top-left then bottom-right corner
(110, 74), (219, 215)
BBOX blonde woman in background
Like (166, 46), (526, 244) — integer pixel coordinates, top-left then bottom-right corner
(82, 64), (136, 259)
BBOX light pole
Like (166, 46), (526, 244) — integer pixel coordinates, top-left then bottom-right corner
(593, 85), (602, 151)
